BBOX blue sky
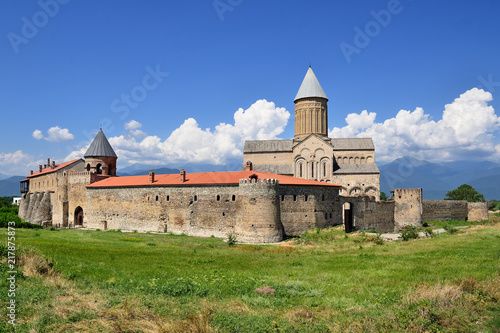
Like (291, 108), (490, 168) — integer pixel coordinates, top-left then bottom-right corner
(1, 0), (500, 175)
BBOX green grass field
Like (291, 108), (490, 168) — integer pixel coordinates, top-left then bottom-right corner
(1, 219), (499, 332)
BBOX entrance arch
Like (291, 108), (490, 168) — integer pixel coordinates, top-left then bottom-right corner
(74, 206), (84, 226)
(343, 202), (353, 233)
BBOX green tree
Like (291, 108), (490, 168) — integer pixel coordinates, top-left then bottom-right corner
(445, 184), (485, 202)
(380, 192), (388, 201)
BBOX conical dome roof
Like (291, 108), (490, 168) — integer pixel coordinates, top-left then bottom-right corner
(294, 67), (329, 102)
(84, 129), (117, 158)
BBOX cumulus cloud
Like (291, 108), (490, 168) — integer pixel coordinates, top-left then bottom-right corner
(32, 126), (74, 142)
(329, 88), (500, 162)
(0, 150), (41, 175)
(66, 99), (290, 167)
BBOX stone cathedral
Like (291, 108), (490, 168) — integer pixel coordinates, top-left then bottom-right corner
(243, 67), (381, 199)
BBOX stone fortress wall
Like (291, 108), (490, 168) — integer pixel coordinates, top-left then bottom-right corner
(84, 177), (342, 243)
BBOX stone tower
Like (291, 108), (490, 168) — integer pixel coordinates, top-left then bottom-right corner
(294, 67), (329, 140)
(84, 129), (118, 176)
(235, 178), (284, 243)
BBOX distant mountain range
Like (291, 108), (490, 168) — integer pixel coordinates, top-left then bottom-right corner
(379, 156), (500, 200)
(2, 157), (499, 199)
(0, 176), (25, 197)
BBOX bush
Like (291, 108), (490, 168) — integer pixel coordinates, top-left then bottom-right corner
(400, 225), (420, 241)
(423, 227), (435, 238)
(226, 232), (238, 246)
(443, 224), (459, 234)
(373, 233), (385, 245)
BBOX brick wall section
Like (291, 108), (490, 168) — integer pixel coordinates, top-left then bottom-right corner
(85, 181), (341, 242)
(341, 197), (395, 233)
(393, 188), (423, 230)
(86, 185), (241, 237)
(467, 202), (488, 221)
(422, 200), (468, 222)
(280, 185), (340, 236)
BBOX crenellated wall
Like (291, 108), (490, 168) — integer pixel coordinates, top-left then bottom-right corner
(341, 196), (395, 233)
(279, 184), (340, 236)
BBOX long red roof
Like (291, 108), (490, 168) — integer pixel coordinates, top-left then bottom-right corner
(27, 159), (83, 178)
(87, 171), (340, 188)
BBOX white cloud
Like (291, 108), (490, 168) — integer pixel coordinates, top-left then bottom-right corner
(32, 129), (43, 140)
(124, 120), (142, 131)
(32, 126), (74, 142)
(65, 99), (290, 167)
(0, 150), (42, 176)
(329, 88), (500, 162)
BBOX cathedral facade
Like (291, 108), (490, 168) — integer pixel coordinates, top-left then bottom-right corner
(243, 67), (381, 200)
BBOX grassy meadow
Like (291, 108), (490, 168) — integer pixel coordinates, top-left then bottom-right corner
(0, 218), (499, 332)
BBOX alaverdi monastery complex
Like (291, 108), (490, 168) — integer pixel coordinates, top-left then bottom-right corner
(18, 68), (488, 243)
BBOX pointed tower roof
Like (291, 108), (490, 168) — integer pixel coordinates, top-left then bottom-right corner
(294, 67), (329, 102)
(84, 129), (117, 158)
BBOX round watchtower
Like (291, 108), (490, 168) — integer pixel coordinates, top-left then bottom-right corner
(235, 178), (284, 243)
(84, 129), (117, 176)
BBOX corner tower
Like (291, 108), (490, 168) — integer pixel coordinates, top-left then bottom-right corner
(84, 129), (117, 176)
(294, 67), (329, 140)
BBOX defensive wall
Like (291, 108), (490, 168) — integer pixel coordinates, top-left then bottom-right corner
(85, 178), (341, 243)
(422, 200), (489, 222)
(340, 196), (395, 233)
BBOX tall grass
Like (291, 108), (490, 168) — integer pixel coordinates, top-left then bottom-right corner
(1, 222), (498, 332)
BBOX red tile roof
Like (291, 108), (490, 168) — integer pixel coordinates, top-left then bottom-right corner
(87, 171), (341, 188)
(27, 159), (83, 178)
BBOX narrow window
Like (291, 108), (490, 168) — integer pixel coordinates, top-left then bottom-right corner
(299, 164), (303, 178)
(305, 195), (308, 202)
(293, 195), (297, 202)
(194, 195), (198, 201)
(311, 163), (314, 178)
(217, 195), (221, 201)
(232, 195), (236, 201)
(166, 195), (170, 202)
(321, 194), (325, 201)
(281, 195), (285, 202)
(156, 195), (159, 201)
(324, 212), (328, 219)
(323, 163), (326, 177)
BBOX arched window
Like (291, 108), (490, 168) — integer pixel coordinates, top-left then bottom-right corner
(194, 195), (198, 201)
(299, 164), (303, 177)
(232, 195), (236, 201)
(311, 163), (314, 178)
(166, 195), (170, 202)
(304, 195), (308, 202)
(156, 195), (159, 201)
(216, 195), (221, 201)
(86, 164), (90, 172)
(96, 163), (102, 174)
